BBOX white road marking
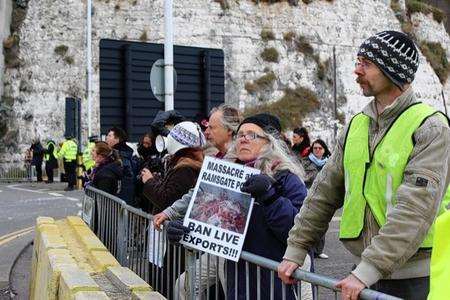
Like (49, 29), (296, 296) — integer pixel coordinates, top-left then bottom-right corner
(66, 197), (80, 202)
(7, 184), (44, 194)
(76, 203), (82, 207)
(0, 190), (2, 192)
(48, 192), (63, 197)
(37, 188), (50, 192)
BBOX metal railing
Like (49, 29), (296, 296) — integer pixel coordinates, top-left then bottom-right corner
(0, 165), (61, 183)
(83, 186), (402, 300)
(0, 166), (33, 182)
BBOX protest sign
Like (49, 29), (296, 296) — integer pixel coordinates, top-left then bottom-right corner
(181, 156), (259, 261)
(148, 222), (167, 267)
(81, 194), (93, 226)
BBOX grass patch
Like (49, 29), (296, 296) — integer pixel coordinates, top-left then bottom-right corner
(139, 30), (148, 42)
(10, 3), (27, 33)
(245, 71), (277, 94)
(64, 56), (74, 65)
(214, 0), (230, 10)
(261, 47), (280, 63)
(406, 0), (445, 23)
(255, 71), (277, 87)
(251, 0), (299, 6)
(244, 86), (320, 129)
(317, 59), (331, 81)
(283, 31), (296, 42)
(261, 29), (275, 41)
(54, 45), (68, 56)
(245, 82), (258, 94)
(295, 36), (330, 81)
(295, 36), (314, 56)
(419, 41), (450, 84)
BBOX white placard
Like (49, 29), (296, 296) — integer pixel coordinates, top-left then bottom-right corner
(148, 222), (167, 267)
(82, 195), (93, 226)
(181, 156), (259, 262)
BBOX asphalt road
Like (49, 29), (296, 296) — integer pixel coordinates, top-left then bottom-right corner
(0, 181), (83, 297)
(0, 182), (356, 300)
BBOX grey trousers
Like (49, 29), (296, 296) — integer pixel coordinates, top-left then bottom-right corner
(371, 276), (429, 300)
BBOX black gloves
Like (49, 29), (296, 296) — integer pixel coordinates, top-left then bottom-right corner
(166, 220), (190, 244)
(241, 174), (278, 205)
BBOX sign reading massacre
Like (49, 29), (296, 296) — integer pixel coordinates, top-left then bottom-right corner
(181, 156), (259, 261)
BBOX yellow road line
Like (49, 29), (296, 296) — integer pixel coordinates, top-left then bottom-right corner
(0, 226), (34, 247)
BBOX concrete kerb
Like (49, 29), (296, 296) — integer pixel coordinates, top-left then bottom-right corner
(29, 216), (165, 299)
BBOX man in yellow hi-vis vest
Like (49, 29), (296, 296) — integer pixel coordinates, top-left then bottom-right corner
(56, 135), (78, 191)
(428, 203), (450, 300)
(83, 135), (98, 173)
(278, 31), (450, 300)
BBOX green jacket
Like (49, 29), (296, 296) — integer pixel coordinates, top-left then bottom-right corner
(284, 87), (450, 286)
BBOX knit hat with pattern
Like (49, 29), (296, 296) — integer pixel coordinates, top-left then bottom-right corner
(166, 121), (206, 155)
(358, 31), (419, 90)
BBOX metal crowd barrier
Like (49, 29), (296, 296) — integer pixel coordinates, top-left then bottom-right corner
(0, 165), (34, 182)
(83, 186), (402, 300)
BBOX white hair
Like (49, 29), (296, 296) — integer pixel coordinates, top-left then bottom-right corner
(225, 131), (305, 180)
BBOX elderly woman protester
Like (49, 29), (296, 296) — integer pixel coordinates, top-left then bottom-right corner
(227, 113), (310, 300)
(166, 113), (312, 300)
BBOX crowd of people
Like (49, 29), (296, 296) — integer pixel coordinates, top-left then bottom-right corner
(23, 30), (450, 300)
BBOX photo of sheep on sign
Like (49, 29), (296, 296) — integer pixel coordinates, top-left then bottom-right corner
(181, 156), (259, 261)
(190, 182), (251, 234)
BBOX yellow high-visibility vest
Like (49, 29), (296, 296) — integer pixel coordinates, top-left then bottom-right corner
(428, 209), (450, 300)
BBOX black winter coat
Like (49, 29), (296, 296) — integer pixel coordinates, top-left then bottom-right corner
(91, 161), (123, 196)
(31, 142), (45, 165)
(113, 142), (136, 206)
(45, 142), (58, 169)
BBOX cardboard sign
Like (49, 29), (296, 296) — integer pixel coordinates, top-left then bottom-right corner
(181, 156), (259, 261)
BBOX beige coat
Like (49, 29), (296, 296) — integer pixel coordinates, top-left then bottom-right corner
(284, 87), (450, 287)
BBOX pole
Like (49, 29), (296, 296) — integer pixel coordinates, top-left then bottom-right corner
(164, 0), (174, 111)
(442, 90), (448, 115)
(333, 46), (338, 142)
(87, 0), (93, 136)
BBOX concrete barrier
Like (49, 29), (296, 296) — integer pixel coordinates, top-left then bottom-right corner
(29, 216), (165, 300)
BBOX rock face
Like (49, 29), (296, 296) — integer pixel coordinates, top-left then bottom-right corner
(1, 0), (449, 169)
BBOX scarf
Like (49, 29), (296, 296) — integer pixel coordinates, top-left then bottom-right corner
(309, 153), (328, 167)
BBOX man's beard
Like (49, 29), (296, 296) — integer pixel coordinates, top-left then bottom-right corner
(356, 77), (374, 97)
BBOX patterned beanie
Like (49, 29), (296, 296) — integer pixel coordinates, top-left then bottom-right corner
(166, 121), (206, 155)
(358, 31), (419, 90)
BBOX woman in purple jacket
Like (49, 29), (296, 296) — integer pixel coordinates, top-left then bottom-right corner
(224, 113), (310, 300)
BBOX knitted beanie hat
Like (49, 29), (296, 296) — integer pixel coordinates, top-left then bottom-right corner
(165, 121), (206, 155)
(238, 113), (281, 135)
(357, 31), (419, 90)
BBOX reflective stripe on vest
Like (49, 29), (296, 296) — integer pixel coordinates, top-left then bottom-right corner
(428, 209), (450, 300)
(341, 102), (449, 248)
(62, 140), (78, 161)
(44, 141), (56, 161)
(83, 142), (95, 170)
